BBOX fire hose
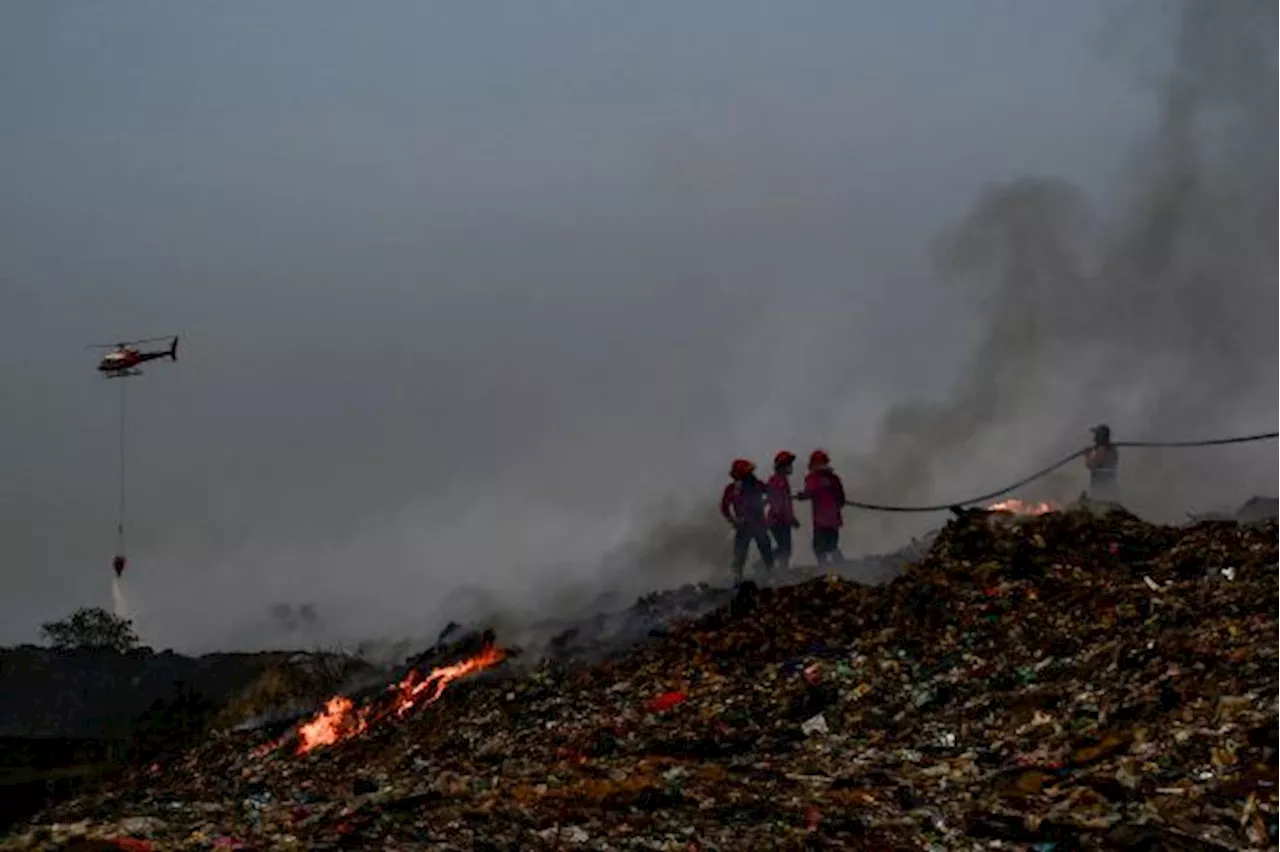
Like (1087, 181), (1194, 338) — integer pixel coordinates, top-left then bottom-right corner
(841, 430), (1279, 513)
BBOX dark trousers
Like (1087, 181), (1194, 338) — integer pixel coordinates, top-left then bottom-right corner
(769, 524), (793, 568)
(732, 524), (774, 582)
(813, 527), (844, 565)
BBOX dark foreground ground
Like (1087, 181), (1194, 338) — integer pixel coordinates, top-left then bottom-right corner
(3, 505), (1277, 851)
(0, 651), (374, 834)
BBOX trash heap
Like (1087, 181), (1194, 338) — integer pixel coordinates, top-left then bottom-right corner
(6, 508), (1277, 851)
(526, 535), (932, 668)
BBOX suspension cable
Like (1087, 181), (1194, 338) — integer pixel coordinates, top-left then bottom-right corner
(117, 377), (127, 559)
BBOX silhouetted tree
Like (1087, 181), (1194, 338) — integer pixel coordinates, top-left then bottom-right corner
(39, 607), (140, 652)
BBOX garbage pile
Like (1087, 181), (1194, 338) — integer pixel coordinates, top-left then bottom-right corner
(5, 507), (1276, 851)
(526, 534), (937, 668)
(1189, 495), (1280, 526)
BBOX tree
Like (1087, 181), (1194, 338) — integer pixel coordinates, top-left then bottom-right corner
(40, 606), (140, 652)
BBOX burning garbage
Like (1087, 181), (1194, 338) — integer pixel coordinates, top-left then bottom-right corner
(295, 696), (366, 754)
(5, 507), (1276, 851)
(291, 642), (508, 755)
(985, 498), (1059, 515)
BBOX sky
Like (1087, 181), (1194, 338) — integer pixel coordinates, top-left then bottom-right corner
(0, 0), (1273, 651)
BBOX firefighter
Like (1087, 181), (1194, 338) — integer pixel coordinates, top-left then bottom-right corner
(766, 451), (801, 570)
(798, 449), (846, 565)
(1085, 423), (1119, 501)
(720, 458), (775, 584)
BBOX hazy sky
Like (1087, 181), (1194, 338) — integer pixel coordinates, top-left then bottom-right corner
(1, 1), (1269, 650)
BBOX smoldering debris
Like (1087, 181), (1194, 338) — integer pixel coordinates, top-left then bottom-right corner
(12, 504), (1277, 850)
(1188, 495), (1280, 525)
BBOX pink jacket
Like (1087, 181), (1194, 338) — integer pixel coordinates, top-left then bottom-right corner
(802, 469), (846, 530)
(765, 473), (795, 527)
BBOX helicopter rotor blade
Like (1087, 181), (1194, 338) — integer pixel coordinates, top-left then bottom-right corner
(86, 335), (176, 349)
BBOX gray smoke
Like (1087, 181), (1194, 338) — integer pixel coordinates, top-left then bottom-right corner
(844, 0), (1276, 525)
(620, 0), (1277, 577)
(8, 2), (1269, 653)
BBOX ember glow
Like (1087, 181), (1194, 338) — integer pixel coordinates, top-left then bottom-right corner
(986, 499), (1059, 516)
(293, 645), (507, 755)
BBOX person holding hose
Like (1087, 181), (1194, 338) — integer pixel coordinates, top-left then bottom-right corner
(1085, 423), (1119, 501)
(720, 458), (776, 584)
(797, 449), (846, 565)
(766, 451), (801, 570)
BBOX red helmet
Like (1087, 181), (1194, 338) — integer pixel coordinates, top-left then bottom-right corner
(774, 451), (796, 468)
(808, 449), (831, 469)
(729, 458), (756, 480)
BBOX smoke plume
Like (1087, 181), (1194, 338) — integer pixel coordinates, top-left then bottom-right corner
(621, 0), (1278, 578)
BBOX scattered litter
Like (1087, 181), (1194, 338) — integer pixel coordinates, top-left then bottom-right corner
(4, 508), (1275, 851)
(800, 713), (829, 736)
(645, 690), (688, 713)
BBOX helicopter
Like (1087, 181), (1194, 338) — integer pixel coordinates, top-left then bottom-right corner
(90, 335), (179, 377)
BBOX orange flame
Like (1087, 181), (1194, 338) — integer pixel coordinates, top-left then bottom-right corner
(986, 499), (1059, 515)
(296, 696), (369, 754)
(393, 644), (507, 717)
(293, 645), (507, 755)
